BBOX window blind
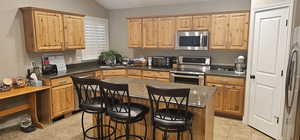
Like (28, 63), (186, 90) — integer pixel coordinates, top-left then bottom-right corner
(78, 16), (109, 61)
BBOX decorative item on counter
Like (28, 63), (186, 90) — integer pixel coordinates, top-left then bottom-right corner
(0, 81), (11, 92)
(132, 57), (147, 67)
(98, 50), (122, 65)
(29, 73), (43, 87)
(14, 77), (28, 88)
(20, 113), (36, 133)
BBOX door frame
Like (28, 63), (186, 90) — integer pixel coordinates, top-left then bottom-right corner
(243, 3), (294, 139)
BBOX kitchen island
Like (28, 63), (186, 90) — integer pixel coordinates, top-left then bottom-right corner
(93, 77), (217, 140)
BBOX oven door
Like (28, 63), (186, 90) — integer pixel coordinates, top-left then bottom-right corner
(176, 31), (208, 50)
(171, 73), (204, 85)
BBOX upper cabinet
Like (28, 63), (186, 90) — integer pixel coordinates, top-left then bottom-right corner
(127, 11), (249, 50)
(63, 15), (85, 50)
(176, 15), (210, 31)
(211, 12), (249, 50)
(21, 7), (85, 52)
(143, 18), (158, 48)
(128, 18), (142, 48)
(158, 17), (176, 49)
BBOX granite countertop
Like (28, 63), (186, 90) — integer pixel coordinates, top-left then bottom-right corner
(104, 77), (217, 108)
(42, 65), (246, 79)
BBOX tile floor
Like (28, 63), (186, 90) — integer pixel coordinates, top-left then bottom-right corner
(0, 113), (273, 140)
(214, 117), (273, 140)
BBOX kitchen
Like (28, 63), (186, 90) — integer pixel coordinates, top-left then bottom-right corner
(0, 0), (299, 140)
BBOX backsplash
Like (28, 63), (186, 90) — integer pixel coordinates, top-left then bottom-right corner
(132, 49), (248, 65)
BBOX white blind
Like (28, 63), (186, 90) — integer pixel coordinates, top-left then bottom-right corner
(79, 16), (109, 61)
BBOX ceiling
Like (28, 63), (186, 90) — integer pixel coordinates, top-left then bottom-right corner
(96, 0), (209, 10)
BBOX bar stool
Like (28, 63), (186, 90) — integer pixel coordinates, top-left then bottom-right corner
(72, 77), (115, 140)
(100, 80), (149, 140)
(146, 85), (193, 140)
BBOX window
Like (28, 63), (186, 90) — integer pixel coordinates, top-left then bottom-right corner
(77, 16), (109, 61)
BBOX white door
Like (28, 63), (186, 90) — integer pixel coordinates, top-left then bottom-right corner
(249, 7), (289, 139)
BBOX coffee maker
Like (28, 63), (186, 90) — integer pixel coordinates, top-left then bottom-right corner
(234, 56), (246, 74)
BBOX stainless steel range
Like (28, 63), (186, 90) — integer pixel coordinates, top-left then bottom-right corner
(170, 56), (211, 85)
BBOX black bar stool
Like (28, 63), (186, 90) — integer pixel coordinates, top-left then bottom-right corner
(72, 77), (115, 140)
(100, 80), (149, 140)
(146, 85), (193, 140)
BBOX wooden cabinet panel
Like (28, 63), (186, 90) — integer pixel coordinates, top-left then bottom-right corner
(143, 18), (158, 48)
(51, 77), (73, 87)
(128, 76), (142, 79)
(103, 69), (127, 79)
(158, 17), (176, 49)
(63, 15), (85, 49)
(142, 71), (157, 77)
(176, 16), (193, 31)
(127, 69), (142, 76)
(156, 78), (170, 82)
(211, 14), (229, 50)
(223, 85), (244, 116)
(206, 75), (245, 86)
(192, 15), (210, 30)
(156, 72), (170, 79)
(228, 13), (249, 50)
(143, 77), (156, 80)
(34, 11), (64, 51)
(128, 19), (142, 48)
(51, 84), (74, 118)
(207, 83), (223, 112)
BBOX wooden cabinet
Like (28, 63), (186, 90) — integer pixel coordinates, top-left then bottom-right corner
(49, 77), (74, 118)
(206, 75), (245, 119)
(176, 16), (193, 30)
(192, 15), (211, 30)
(176, 15), (210, 31)
(128, 18), (142, 48)
(51, 84), (74, 118)
(143, 18), (158, 48)
(127, 69), (142, 79)
(102, 69), (127, 79)
(21, 7), (85, 52)
(142, 70), (170, 82)
(211, 12), (249, 50)
(63, 15), (85, 49)
(158, 17), (176, 49)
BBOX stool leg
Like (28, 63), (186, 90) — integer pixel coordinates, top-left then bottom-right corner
(163, 131), (167, 140)
(143, 118), (147, 140)
(114, 122), (118, 140)
(152, 126), (156, 140)
(189, 128), (193, 140)
(125, 123), (130, 140)
(82, 112), (86, 140)
(100, 114), (104, 140)
(96, 114), (101, 140)
(177, 132), (180, 140)
(108, 119), (111, 140)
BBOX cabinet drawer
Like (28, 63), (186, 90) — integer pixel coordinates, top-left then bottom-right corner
(128, 76), (142, 79)
(103, 70), (127, 76)
(51, 77), (73, 87)
(157, 72), (170, 79)
(127, 69), (142, 76)
(206, 76), (244, 86)
(143, 71), (157, 77)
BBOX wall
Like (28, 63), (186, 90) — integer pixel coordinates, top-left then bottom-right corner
(0, 0), (108, 129)
(109, 0), (251, 65)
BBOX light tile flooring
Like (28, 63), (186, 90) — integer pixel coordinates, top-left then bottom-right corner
(214, 117), (273, 140)
(0, 113), (273, 140)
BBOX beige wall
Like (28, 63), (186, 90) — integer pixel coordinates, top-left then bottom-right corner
(0, 0), (108, 79)
(109, 0), (250, 65)
(251, 0), (291, 9)
(0, 0), (108, 129)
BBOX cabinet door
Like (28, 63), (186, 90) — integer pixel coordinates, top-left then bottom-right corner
(210, 14), (229, 50)
(228, 13), (249, 50)
(51, 86), (66, 117)
(176, 16), (193, 31)
(192, 15), (210, 30)
(128, 19), (142, 48)
(34, 11), (64, 51)
(158, 17), (176, 49)
(223, 85), (244, 116)
(207, 83), (224, 112)
(64, 15), (85, 49)
(51, 84), (75, 118)
(143, 18), (158, 48)
(63, 84), (75, 112)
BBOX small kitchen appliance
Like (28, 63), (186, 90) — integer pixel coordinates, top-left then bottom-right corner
(234, 56), (246, 74)
(176, 30), (209, 51)
(151, 56), (176, 68)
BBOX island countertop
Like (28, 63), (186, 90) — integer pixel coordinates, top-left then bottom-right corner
(104, 77), (217, 108)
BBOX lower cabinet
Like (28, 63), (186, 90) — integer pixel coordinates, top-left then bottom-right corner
(206, 75), (245, 119)
(51, 84), (74, 118)
(142, 70), (170, 82)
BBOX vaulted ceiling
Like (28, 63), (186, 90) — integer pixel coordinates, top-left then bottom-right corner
(96, 0), (209, 10)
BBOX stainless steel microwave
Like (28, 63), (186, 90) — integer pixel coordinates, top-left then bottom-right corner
(175, 31), (209, 51)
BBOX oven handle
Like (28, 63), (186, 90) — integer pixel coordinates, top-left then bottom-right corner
(171, 73), (203, 79)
